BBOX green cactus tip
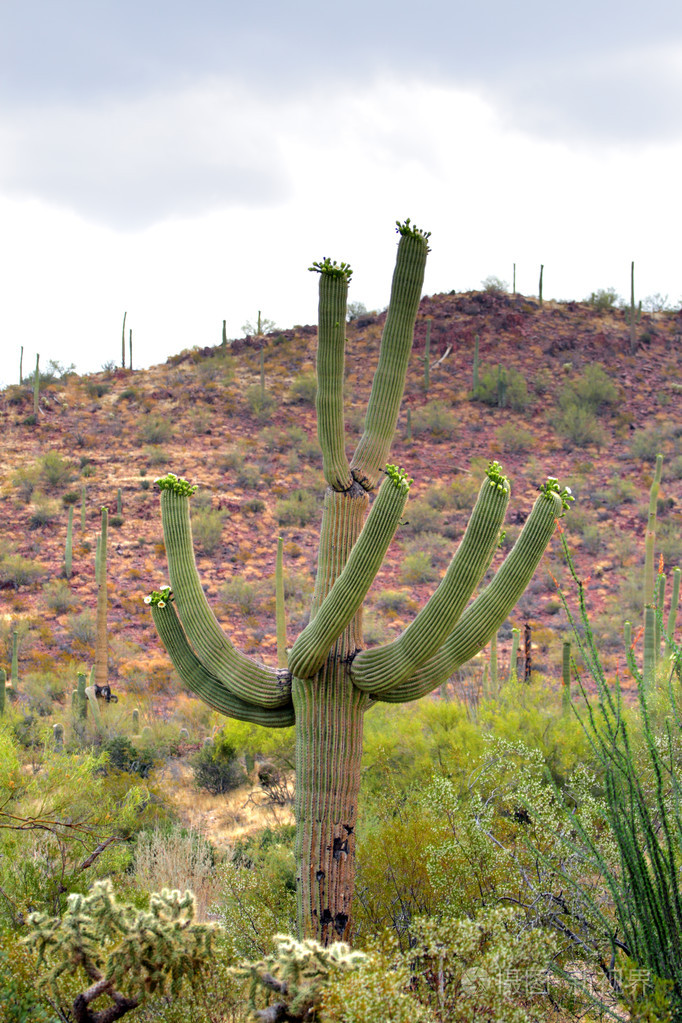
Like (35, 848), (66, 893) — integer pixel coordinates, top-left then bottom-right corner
(308, 257), (353, 282)
(144, 585), (173, 608)
(384, 464), (413, 493)
(486, 460), (509, 493)
(395, 218), (431, 247)
(155, 473), (198, 497)
(539, 477), (574, 514)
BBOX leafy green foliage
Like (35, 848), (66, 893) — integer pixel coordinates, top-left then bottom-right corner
(474, 365), (529, 411)
(191, 733), (245, 794)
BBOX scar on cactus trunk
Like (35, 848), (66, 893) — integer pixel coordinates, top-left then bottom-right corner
(147, 220), (571, 943)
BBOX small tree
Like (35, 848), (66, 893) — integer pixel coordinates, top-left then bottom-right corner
(147, 220), (568, 943)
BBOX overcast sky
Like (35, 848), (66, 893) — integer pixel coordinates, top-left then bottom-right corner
(1, 1), (681, 386)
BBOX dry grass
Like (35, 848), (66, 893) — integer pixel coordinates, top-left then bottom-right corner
(155, 759), (294, 852)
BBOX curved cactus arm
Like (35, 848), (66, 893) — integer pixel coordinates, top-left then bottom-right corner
(350, 221), (430, 491)
(152, 601), (294, 726)
(351, 464), (510, 693)
(362, 485), (566, 702)
(157, 475), (290, 708)
(310, 259), (354, 491)
(288, 466), (412, 679)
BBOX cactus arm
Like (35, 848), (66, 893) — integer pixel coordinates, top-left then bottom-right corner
(310, 260), (353, 491)
(151, 602), (294, 727)
(287, 467), (411, 679)
(157, 476), (291, 708)
(365, 486), (564, 702)
(351, 465), (510, 692)
(350, 222), (429, 491)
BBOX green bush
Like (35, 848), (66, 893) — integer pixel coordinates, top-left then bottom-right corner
(629, 427), (665, 461)
(411, 401), (458, 443)
(102, 736), (154, 777)
(0, 550), (45, 589)
(558, 363), (620, 416)
(139, 416), (173, 444)
(474, 365), (529, 411)
(495, 422), (535, 453)
(191, 507), (226, 555)
(191, 733), (245, 794)
(399, 550), (438, 585)
(556, 404), (607, 449)
(39, 451), (75, 490)
(288, 371), (317, 405)
(276, 489), (318, 527)
(373, 589), (415, 614)
(245, 385), (276, 422)
(220, 577), (261, 616)
(586, 287), (620, 310)
(43, 580), (78, 614)
(400, 499), (440, 535)
(66, 611), (96, 645)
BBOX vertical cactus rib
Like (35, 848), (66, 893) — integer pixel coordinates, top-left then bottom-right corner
(368, 487), (564, 702)
(311, 261), (353, 491)
(287, 467), (411, 680)
(350, 222), (429, 491)
(276, 536), (288, 670)
(157, 476), (290, 707)
(351, 466), (510, 692)
(152, 601), (294, 726)
(94, 507), (108, 689)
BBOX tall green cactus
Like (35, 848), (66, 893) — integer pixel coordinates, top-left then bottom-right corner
(122, 311), (127, 369)
(64, 505), (74, 580)
(0, 668), (5, 716)
(147, 220), (567, 944)
(94, 508), (109, 689)
(72, 671), (88, 721)
(33, 353), (40, 417)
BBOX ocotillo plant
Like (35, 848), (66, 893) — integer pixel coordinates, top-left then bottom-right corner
(19, 345), (23, 385)
(147, 220), (568, 944)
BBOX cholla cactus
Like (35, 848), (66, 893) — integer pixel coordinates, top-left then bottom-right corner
(148, 221), (567, 943)
(237, 933), (366, 1022)
(26, 879), (217, 1023)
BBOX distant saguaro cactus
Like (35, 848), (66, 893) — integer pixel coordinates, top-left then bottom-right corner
(147, 220), (568, 944)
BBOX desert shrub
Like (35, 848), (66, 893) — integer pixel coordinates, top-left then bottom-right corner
(139, 416), (173, 444)
(448, 473), (481, 510)
(66, 611), (96, 645)
(556, 404), (607, 449)
(191, 733), (245, 795)
(85, 379), (110, 397)
(191, 507), (226, 555)
(38, 451), (75, 489)
(558, 363), (620, 416)
(411, 401), (458, 443)
(220, 576), (262, 616)
(235, 461), (261, 488)
(131, 826), (218, 921)
(400, 498), (440, 535)
(474, 365), (529, 411)
(43, 579), (78, 614)
(197, 351), (234, 384)
(102, 736), (153, 777)
(408, 906), (557, 1023)
(373, 589), (415, 614)
(586, 287), (620, 310)
(0, 550), (45, 589)
(629, 427), (665, 461)
(142, 445), (169, 467)
(495, 422), (535, 453)
(0, 940), (57, 1022)
(276, 489), (318, 527)
(28, 495), (61, 530)
(590, 475), (639, 508)
(481, 275), (508, 293)
(399, 550), (438, 585)
(288, 371), (317, 405)
(245, 384), (276, 422)
(11, 464), (41, 502)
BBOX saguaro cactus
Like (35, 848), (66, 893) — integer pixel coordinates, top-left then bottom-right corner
(94, 508), (109, 689)
(147, 221), (567, 944)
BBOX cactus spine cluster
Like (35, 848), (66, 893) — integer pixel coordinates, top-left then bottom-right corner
(148, 221), (565, 944)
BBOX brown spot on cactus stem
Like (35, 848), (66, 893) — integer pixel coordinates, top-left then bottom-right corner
(334, 912), (349, 936)
(321, 908), (333, 928)
(316, 870), (325, 882)
(342, 823), (354, 835)
(332, 837), (349, 859)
